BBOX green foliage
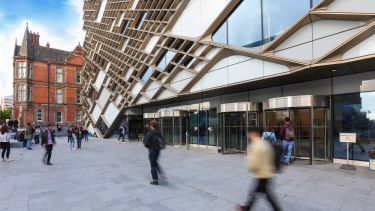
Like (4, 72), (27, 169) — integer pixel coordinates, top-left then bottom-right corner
(0, 108), (12, 121)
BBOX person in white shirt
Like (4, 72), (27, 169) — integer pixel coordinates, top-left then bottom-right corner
(0, 123), (11, 162)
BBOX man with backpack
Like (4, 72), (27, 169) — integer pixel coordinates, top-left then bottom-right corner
(143, 120), (165, 186)
(280, 117), (296, 165)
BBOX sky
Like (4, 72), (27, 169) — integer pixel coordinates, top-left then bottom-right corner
(0, 0), (85, 98)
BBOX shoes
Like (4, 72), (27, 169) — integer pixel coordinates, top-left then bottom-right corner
(5, 159), (11, 162)
(150, 180), (159, 185)
(282, 162), (289, 166)
(47, 162), (53, 165)
(27, 148), (33, 150)
(235, 205), (248, 211)
(2, 158), (5, 162)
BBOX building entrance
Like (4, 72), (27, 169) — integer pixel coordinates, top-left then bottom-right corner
(187, 108), (218, 148)
(264, 95), (330, 164)
(160, 111), (186, 146)
(218, 103), (260, 153)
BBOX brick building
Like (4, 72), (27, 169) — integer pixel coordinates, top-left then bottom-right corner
(13, 25), (84, 127)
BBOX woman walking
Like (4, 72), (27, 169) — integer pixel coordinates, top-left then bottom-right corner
(143, 120), (165, 185)
(0, 124), (11, 162)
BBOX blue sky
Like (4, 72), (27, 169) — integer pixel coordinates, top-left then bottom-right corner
(0, 0), (85, 97)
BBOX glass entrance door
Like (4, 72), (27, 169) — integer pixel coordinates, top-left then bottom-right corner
(187, 110), (216, 148)
(161, 117), (173, 145)
(221, 112), (248, 153)
(265, 108), (330, 162)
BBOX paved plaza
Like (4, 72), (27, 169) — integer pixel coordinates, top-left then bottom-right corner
(0, 138), (375, 211)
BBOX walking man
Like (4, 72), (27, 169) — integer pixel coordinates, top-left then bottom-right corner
(280, 117), (296, 165)
(25, 123), (34, 150)
(41, 124), (56, 165)
(76, 127), (83, 149)
(117, 126), (125, 143)
(67, 126), (75, 150)
(34, 125), (41, 144)
(237, 128), (281, 211)
(143, 120), (165, 185)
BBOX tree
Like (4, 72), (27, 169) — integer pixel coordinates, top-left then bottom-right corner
(0, 108), (12, 121)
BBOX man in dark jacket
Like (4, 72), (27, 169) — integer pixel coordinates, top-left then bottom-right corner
(41, 124), (56, 165)
(143, 120), (164, 185)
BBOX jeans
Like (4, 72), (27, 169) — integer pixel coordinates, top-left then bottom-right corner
(34, 135), (40, 144)
(57, 131), (61, 139)
(245, 178), (281, 211)
(84, 134), (89, 142)
(68, 136), (75, 150)
(1, 142), (10, 159)
(118, 133), (124, 142)
(148, 150), (163, 181)
(43, 144), (53, 164)
(27, 139), (33, 149)
(281, 140), (295, 164)
(77, 138), (82, 149)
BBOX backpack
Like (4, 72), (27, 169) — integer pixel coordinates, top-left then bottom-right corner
(158, 135), (165, 150)
(263, 132), (274, 142)
(285, 126), (295, 140)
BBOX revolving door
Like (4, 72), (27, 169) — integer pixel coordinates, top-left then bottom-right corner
(218, 102), (260, 153)
(159, 110), (187, 146)
(263, 95), (330, 164)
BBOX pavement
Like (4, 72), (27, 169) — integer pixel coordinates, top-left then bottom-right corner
(0, 138), (374, 211)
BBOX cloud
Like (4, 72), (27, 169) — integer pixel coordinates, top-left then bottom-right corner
(0, 1), (85, 98)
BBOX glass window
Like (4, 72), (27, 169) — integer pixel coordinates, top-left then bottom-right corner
(156, 51), (175, 70)
(56, 67), (63, 83)
(56, 112), (62, 123)
(228, 0), (262, 47)
(135, 12), (147, 29)
(140, 67), (153, 82)
(17, 84), (27, 102)
(212, 21), (227, 44)
(263, 0), (310, 43)
(96, 0), (107, 23)
(76, 89), (81, 103)
(27, 86), (32, 101)
(76, 110), (82, 122)
(17, 62), (27, 78)
(333, 92), (375, 161)
(76, 68), (81, 83)
(36, 109), (42, 121)
(28, 63), (33, 79)
(56, 88), (63, 104)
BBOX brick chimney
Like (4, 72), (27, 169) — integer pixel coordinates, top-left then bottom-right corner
(29, 31), (40, 46)
(46, 42), (50, 48)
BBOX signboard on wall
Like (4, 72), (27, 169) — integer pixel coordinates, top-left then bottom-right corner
(339, 133), (356, 143)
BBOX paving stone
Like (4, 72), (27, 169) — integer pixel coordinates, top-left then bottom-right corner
(1, 138), (374, 211)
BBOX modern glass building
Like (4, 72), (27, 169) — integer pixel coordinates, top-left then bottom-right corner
(82, 0), (375, 166)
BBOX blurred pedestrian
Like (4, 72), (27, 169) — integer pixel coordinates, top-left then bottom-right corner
(237, 128), (281, 211)
(56, 124), (62, 139)
(117, 126), (125, 143)
(67, 126), (75, 150)
(25, 123), (34, 150)
(34, 125), (41, 144)
(83, 127), (89, 142)
(76, 127), (83, 149)
(143, 120), (165, 186)
(41, 124), (56, 165)
(280, 117), (296, 165)
(0, 124), (11, 162)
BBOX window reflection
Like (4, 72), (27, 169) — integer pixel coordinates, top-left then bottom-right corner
(263, 0), (310, 43)
(333, 92), (375, 161)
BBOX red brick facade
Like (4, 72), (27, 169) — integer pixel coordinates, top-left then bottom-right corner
(13, 26), (84, 127)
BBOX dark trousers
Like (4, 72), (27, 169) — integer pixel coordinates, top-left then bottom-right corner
(43, 144), (53, 164)
(34, 135), (40, 144)
(77, 138), (82, 149)
(149, 150), (162, 181)
(1, 142), (10, 159)
(84, 134), (89, 142)
(118, 133), (125, 142)
(245, 178), (281, 211)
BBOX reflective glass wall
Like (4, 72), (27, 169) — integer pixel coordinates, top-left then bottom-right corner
(333, 92), (375, 161)
(212, 0), (320, 48)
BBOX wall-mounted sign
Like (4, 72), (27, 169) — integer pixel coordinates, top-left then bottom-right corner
(340, 133), (356, 143)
